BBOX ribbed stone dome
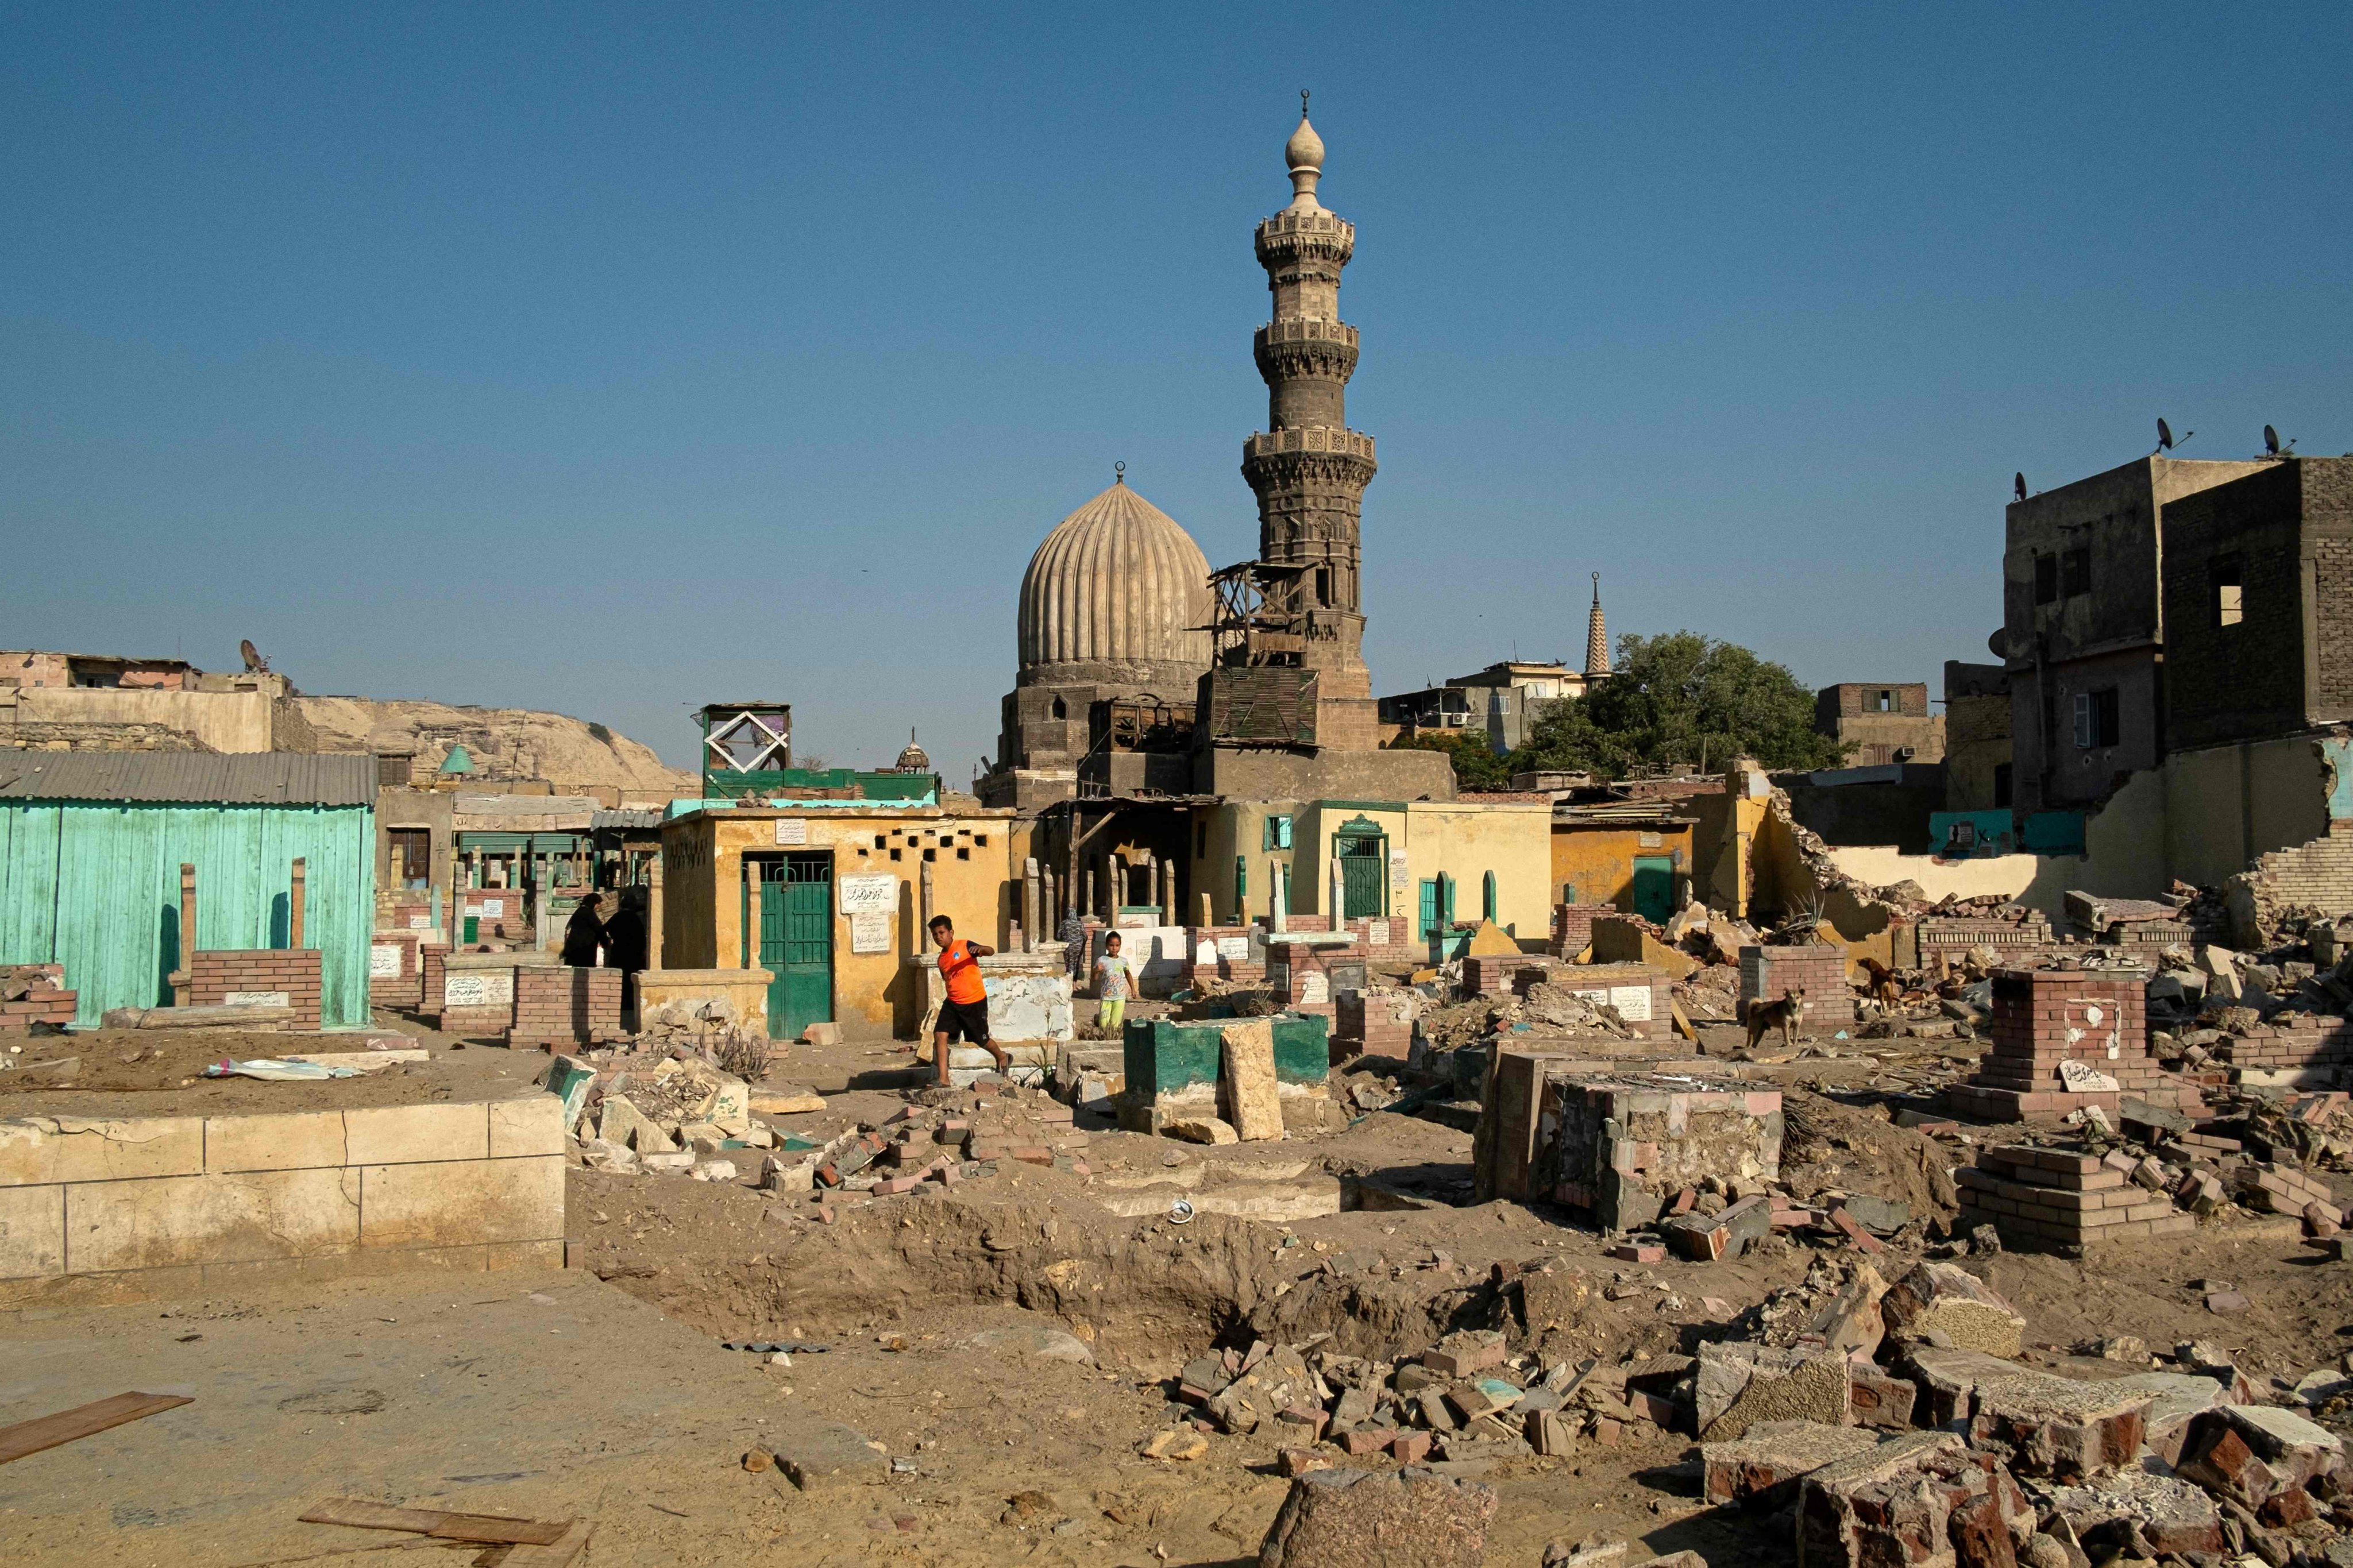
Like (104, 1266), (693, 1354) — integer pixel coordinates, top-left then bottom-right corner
(1017, 480), (1213, 689)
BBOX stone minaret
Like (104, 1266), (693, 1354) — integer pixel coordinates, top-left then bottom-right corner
(1243, 97), (1379, 743)
(1584, 574), (1610, 678)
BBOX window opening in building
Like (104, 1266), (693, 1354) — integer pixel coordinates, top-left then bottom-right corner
(1993, 762), (2013, 808)
(2034, 553), (2058, 605)
(1263, 815), (1292, 850)
(2214, 557), (2243, 627)
(2061, 547), (2091, 597)
(1051, 696), (1067, 720)
(1874, 690), (1892, 712)
(2073, 688), (2121, 750)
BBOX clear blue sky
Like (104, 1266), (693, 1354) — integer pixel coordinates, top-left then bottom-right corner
(7, 4), (2348, 778)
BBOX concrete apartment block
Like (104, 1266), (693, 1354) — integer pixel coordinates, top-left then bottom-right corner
(186, 948), (323, 1030)
(0, 1095), (565, 1304)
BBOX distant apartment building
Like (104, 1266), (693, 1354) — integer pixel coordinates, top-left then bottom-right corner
(1997, 455), (2271, 811)
(1379, 660), (1593, 755)
(1812, 682), (1943, 767)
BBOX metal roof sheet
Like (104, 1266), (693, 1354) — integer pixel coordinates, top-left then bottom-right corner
(0, 751), (377, 806)
(590, 809), (665, 829)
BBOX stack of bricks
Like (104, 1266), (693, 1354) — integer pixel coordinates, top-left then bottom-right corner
(1464, 952), (1537, 998)
(1954, 1144), (2191, 1253)
(1739, 945), (1856, 1028)
(0, 965), (78, 1033)
(1945, 967), (2200, 1122)
(1549, 903), (1619, 959)
(1333, 988), (1414, 1061)
(508, 966), (624, 1051)
(1266, 913), (1420, 964)
(186, 949), (322, 1030)
(1914, 911), (2055, 971)
(2232, 1157), (2338, 1217)
(2206, 1017), (2353, 1090)
(1544, 961), (1675, 1042)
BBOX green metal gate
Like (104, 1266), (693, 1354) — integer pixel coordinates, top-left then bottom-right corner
(754, 854), (834, 1040)
(1336, 831), (1385, 918)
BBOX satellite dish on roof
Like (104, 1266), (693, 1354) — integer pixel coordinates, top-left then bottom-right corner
(2263, 424), (2293, 457)
(2013, 472), (2027, 503)
(2156, 417), (2192, 453)
(239, 639), (271, 673)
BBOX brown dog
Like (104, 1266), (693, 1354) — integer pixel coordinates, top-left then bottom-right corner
(1744, 986), (1806, 1051)
(1857, 957), (1902, 1010)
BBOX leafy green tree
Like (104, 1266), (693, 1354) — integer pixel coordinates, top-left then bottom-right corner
(1509, 631), (1847, 779)
(1385, 727), (1515, 790)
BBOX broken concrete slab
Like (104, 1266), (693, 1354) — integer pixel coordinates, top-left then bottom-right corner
(2099, 1370), (2232, 1465)
(2175, 1403), (2343, 1506)
(2039, 1467), (2223, 1558)
(1700, 1418), (1879, 1507)
(1881, 1261), (2026, 1357)
(1162, 1115), (1239, 1145)
(1797, 1431), (2035, 1568)
(1218, 1019), (1284, 1142)
(1966, 1369), (2150, 1481)
(1696, 1342), (1850, 1440)
(1257, 1466), (1499, 1568)
(1807, 1262), (1888, 1360)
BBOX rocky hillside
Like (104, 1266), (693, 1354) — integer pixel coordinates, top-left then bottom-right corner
(298, 696), (695, 800)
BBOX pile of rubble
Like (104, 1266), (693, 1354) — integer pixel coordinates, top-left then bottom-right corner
(632, 994), (772, 1059)
(1693, 1260), (2352, 1568)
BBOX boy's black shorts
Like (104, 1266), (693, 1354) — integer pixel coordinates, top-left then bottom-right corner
(935, 997), (990, 1044)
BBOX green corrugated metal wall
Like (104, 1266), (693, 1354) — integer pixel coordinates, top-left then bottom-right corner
(0, 801), (376, 1029)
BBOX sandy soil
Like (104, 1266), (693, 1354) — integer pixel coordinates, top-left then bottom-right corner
(2, 1013), (2343, 1566)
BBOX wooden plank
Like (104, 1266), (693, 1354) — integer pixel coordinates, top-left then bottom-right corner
(298, 1497), (569, 1546)
(0, 1392), (193, 1466)
(500, 1519), (591, 1566)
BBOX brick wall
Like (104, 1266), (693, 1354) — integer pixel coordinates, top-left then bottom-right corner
(508, 965), (623, 1049)
(429, 957), (521, 1038)
(2161, 461), (2310, 748)
(367, 930), (438, 1009)
(1915, 913), (2055, 970)
(1550, 902), (1618, 958)
(2241, 825), (2353, 921)
(0, 964), (76, 1034)
(186, 949), (322, 1030)
(1739, 944), (1855, 1026)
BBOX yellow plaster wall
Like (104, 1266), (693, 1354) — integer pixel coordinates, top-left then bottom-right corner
(1549, 822), (1695, 910)
(1193, 800), (1302, 924)
(1293, 802), (1407, 920)
(1399, 801), (1552, 939)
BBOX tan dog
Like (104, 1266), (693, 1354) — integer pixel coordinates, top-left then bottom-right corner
(1744, 986), (1806, 1051)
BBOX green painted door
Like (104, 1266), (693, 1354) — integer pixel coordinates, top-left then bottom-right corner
(757, 854), (834, 1040)
(1631, 856), (1676, 923)
(1337, 835), (1384, 918)
(1417, 879), (1438, 940)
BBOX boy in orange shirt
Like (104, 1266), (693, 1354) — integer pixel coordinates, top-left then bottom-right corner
(929, 916), (1010, 1085)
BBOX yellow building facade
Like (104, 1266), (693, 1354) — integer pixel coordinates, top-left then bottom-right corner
(1188, 796), (1553, 942)
(658, 805), (1033, 1041)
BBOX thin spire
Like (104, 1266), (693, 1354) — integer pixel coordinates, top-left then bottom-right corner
(1584, 573), (1609, 678)
(1114, 460), (1125, 485)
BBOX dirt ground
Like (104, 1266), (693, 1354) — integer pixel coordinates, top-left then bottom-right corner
(2, 1018), (2346, 1566)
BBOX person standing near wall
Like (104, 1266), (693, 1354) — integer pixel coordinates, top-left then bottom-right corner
(1091, 930), (1132, 1034)
(928, 916), (1008, 1084)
